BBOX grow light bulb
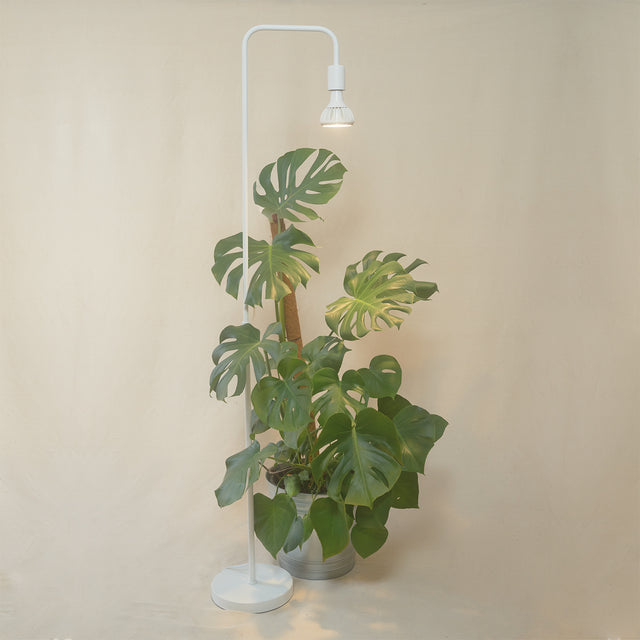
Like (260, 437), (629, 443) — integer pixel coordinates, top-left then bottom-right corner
(321, 91), (355, 127)
(320, 65), (354, 127)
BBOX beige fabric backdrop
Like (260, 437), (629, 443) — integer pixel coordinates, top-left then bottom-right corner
(1, 1), (638, 638)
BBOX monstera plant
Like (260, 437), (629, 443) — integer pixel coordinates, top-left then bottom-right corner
(211, 148), (448, 562)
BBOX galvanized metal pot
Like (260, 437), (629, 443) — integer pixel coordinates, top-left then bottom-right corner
(268, 485), (355, 580)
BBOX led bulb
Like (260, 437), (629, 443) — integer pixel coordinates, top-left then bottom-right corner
(321, 90), (355, 127)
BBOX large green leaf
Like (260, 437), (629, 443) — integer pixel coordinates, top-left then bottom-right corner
(215, 442), (277, 507)
(251, 357), (313, 433)
(282, 516), (305, 553)
(350, 500), (390, 558)
(371, 471), (420, 513)
(388, 471), (419, 509)
(349, 471), (419, 557)
(325, 251), (438, 341)
(309, 497), (350, 560)
(310, 354), (402, 427)
(249, 409), (269, 437)
(379, 395), (448, 473)
(253, 492), (297, 558)
(301, 335), (349, 377)
(384, 253), (439, 302)
(358, 355), (402, 399)
(253, 148), (347, 223)
(377, 394), (411, 419)
(311, 368), (366, 426)
(313, 409), (403, 508)
(393, 405), (448, 473)
(210, 323), (294, 400)
(212, 226), (319, 307)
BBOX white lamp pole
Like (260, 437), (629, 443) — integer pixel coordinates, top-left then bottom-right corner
(211, 24), (354, 614)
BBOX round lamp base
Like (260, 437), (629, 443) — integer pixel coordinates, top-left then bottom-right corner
(211, 563), (293, 613)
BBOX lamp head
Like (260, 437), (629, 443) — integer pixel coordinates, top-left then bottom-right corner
(320, 64), (354, 127)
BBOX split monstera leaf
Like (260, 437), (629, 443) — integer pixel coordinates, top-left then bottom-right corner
(210, 148), (448, 562)
(253, 147), (347, 222)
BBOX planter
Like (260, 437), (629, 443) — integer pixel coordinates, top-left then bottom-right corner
(268, 484), (355, 580)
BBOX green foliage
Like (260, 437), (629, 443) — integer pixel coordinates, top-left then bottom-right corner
(282, 516), (305, 553)
(357, 355), (402, 399)
(311, 368), (366, 426)
(251, 357), (313, 433)
(254, 492), (297, 558)
(210, 147), (448, 563)
(215, 442), (277, 507)
(253, 148), (346, 222)
(301, 335), (349, 377)
(210, 322), (295, 400)
(388, 471), (420, 509)
(212, 226), (319, 307)
(309, 497), (351, 560)
(350, 500), (390, 558)
(378, 395), (448, 473)
(312, 409), (403, 508)
(310, 356), (401, 426)
(325, 251), (438, 340)
(283, 475), (301, 498)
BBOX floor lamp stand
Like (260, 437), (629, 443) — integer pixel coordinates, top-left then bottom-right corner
(211, 23), (353, 613)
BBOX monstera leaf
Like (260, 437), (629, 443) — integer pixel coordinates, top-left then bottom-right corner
(253, 148), (347, 223)
(282, 516), (304, 553)
(311, 355), (401, 425)
(253, 492), (297, 558)
(309, 497), (351, 560)
(378, 395), (448, 473)
(349, 467), (423, 557)
(381, 252), (439, 301)
(325, 251), (438, 341)
(387, 471), (420, 509)
(210, 323), (295, 400)
(251, 357), (313, 434)
(212, 225), (319, 307)
(300, 335), (349, 377)
(350, 500), (391, 558)
(357, 355), (402, 399)
(312, 408), (403, 508)
(311, 368), (366, 426)
(215, 441), (277, 507)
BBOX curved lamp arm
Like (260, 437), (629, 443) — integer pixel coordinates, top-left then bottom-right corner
(243, 24), (340, 65)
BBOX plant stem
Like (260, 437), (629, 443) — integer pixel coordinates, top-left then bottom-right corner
(277, 297), (286, 341)
(264, 351), (272, 377)
(269, 458), (311, 471)
(274, 299), (281, 332)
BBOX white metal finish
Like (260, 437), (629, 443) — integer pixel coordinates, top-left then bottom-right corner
(323, 65), (354, 126)
(211, 563), (293, 613)
(327, 64), (345, 90)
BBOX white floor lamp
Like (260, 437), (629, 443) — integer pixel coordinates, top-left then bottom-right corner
(210, 24), (354, 614)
